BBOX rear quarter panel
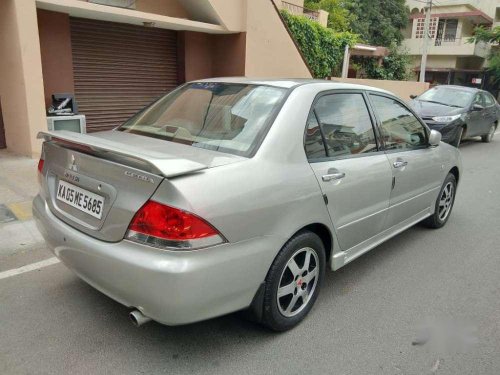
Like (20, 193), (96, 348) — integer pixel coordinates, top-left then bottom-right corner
(151, 85), (335, 262)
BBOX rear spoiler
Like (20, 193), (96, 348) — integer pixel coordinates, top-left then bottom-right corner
(38, 131), (208, 178)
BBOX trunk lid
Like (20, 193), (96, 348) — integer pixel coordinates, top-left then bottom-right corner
(39, 130), (244, 242)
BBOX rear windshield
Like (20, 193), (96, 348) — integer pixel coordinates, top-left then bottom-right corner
(118, 82), (287, 157)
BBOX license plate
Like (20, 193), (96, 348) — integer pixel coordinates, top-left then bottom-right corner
(56, 180), (104, 219)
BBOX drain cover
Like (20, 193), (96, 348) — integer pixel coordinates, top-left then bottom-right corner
(0, 204), (17, 223)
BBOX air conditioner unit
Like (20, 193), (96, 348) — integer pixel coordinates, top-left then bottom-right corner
(47, 115), (86, 134)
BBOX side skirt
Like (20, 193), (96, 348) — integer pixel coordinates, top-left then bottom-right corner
(331, 209), (431, 271)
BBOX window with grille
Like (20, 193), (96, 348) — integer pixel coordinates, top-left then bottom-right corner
(415, 17), (438, 39)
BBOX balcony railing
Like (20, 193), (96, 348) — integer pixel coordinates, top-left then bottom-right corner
(404, 37), (490, 58)
(434, 36), (458, 46)
(282, 1), (320, 22)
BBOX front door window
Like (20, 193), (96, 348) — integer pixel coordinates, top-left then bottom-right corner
(370, 95), (428, 151)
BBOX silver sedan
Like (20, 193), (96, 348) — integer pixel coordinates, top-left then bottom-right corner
(34, 78), (462, 331)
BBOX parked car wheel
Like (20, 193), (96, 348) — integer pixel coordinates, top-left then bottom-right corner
(481, 124), (496, 143)
(422, 173), (457, 229)
(452, 127), (464, 148)
(261, 231), (326, 331)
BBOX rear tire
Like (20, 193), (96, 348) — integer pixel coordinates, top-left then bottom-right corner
(422, 173), (457, 229)
(481, 124), (496, 143)
(261, 231), (325, 331)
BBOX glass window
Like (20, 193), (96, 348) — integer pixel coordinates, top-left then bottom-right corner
(371, 95), (427, 151)
(304, 112), (327, 159)
(118, 83), (287, 157)
(311, 93), (378, 159)
(482, 93), (495, 107)
(473, 94), (484, 107)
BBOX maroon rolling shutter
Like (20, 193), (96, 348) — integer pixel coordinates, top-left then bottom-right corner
(70, 18), (178, 132)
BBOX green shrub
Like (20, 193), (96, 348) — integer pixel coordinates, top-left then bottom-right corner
(280, 10), (357, 78)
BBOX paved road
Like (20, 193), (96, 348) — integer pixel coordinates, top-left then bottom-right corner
(1, 136), (500, 375)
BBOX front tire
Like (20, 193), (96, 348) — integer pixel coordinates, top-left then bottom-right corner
(481, 124), (496, 143)
(422, 173), (457, 229)
(451, 127), (464, 147)
(261, 231), (326, 331)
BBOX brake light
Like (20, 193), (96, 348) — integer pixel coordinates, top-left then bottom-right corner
(126, 200), (225, 250)
(37, 157), (45, 185)
(37, 158), (44, 173)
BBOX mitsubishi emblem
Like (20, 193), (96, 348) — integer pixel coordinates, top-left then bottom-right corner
(69, 154), (78, 172)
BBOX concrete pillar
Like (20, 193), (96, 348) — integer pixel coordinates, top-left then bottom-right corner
(318, 10), (329, 28)
(0, 0), (46, 158)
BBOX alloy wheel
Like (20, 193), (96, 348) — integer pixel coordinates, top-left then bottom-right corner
(438, 182), (455, 221)
(277, 247), (319, 317)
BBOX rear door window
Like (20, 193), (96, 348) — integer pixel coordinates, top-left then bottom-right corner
(305, 93), (378, 160)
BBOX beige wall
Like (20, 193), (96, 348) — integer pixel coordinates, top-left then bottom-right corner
(182, 31), (246, 81)
(135, 0), (188, 18)
(78, 0), (189, 19)
(335, 78), (430, 101)
(244, 0), (311, 78)
(207, 0), (246, 31)
(407, 0), (498, 18)
(37, 9), (75, 108)
(272, 0), (305, 8)
(0, 0), (46, 157)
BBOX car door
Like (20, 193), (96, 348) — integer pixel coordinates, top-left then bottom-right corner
(306, 91), (392, 251)
(368, 94), (443, 229)
(467, 93), (487, 137)
(481, 92), (498, 131)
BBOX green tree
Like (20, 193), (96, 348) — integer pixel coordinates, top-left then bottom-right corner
(359, 43), (412, 80)
(469, 26), (500, 83)
(280, 10), (358, 78)
(304, 0), (354, 32)
(346, 0), (410, 47)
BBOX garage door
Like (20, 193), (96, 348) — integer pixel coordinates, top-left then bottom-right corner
(70, 18), (178, 132)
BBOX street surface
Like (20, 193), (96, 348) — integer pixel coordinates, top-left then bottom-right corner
(1, 135), (500, 375)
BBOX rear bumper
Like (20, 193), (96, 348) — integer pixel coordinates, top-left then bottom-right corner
(33, 195), (282, 326)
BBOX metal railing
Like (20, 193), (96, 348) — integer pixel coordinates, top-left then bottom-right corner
(282, 1), (320, 22)
(434, 36), (458, 46)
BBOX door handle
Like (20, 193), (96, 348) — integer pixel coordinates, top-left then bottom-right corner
(322, 172), (345, 182)
(393, 160), (408, 169)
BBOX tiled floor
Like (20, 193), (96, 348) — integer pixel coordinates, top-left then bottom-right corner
(0, 150), (43, 252)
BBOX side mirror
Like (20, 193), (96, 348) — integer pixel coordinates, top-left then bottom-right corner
(472, 104), (484, 111)
(410, 94), (417, 99)
(429, 129), (442, 146)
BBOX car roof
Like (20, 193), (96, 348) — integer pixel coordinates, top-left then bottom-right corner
(194, 77), (393, 95)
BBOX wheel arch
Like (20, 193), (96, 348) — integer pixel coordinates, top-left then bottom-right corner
(246, 222), (333, 324)
(449, 166), (459, 184)
(295, 223), (333, 262)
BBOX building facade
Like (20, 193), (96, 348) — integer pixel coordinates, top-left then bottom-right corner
(0, 0), (316, 157)
(402, 0), (498, 95)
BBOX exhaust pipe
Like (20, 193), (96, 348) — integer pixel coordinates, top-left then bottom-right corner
(129, 310), (152, 327)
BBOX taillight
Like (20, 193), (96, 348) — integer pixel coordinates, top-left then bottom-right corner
(37, 156), (45, 185)
(37, 158), (44, 173)
(125, 200), (225, 250)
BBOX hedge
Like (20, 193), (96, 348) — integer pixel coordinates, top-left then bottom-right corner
(280, 10), (358, 78)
